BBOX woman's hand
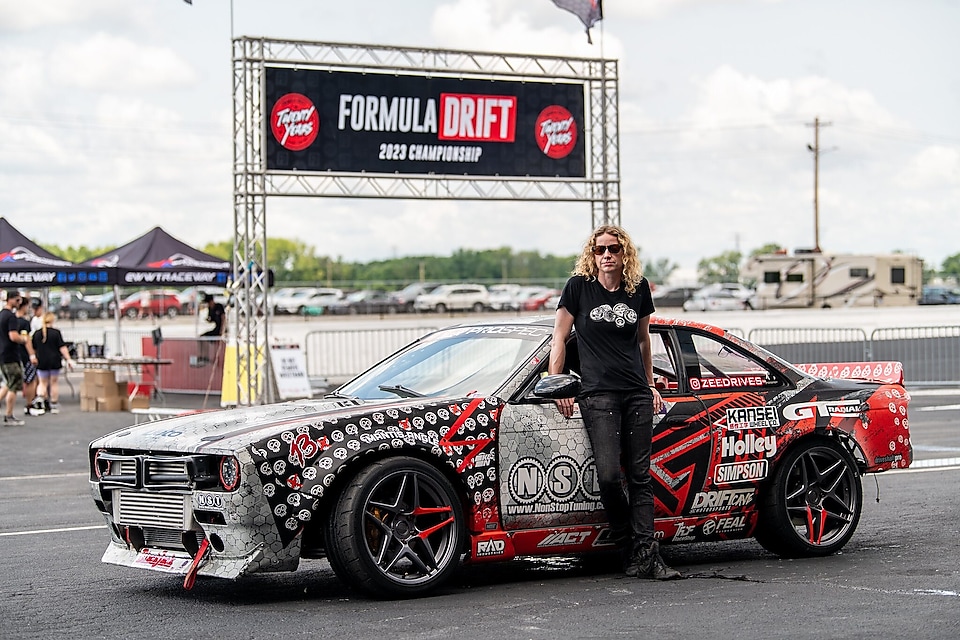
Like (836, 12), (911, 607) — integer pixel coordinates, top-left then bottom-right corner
(651, 386), (663, 413)
(554, 397), (575, 418)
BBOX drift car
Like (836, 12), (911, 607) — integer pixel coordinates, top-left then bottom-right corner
(89, 317), (911, 598)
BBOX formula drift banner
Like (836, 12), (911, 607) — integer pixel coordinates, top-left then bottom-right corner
(265, 67), (586, 178)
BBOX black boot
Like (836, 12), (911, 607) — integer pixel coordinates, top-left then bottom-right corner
(632, 541), (681, 580)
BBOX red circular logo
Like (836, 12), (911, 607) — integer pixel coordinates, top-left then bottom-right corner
(535, 105), (577, 159)
(270, 93), (319, 151)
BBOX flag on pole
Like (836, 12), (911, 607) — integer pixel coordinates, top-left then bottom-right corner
(550, 1), (603, 43)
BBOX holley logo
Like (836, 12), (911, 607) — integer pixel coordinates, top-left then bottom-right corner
(271, 93), (319, 151)
(535, 105), (577, 159)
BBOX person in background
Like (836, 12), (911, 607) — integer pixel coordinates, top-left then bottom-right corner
(30, 299), (44, 333)
(196, 293), (226, 366)
(549, 224), (681, 581)
(0, 291), (29, 425)
(32, 312), (74, 414)
(17, 297), (43, 416)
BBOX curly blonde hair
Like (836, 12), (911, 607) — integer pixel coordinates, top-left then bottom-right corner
(572, 224), (644, 295)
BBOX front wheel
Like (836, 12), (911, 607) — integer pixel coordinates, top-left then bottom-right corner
(755, 437), (862, 557)
(471, 302), (485, 313)
(326, 457), (465, 598)
(166, 307), (179, 319)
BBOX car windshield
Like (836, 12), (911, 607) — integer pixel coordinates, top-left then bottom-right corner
(337, 324), (550, 401)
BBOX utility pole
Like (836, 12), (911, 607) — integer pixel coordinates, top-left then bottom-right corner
(806, 116), (831, 253)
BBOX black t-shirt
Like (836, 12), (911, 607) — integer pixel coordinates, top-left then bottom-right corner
(16, 316), (30, 364)
(32, 327), (67, 371)
(206, 303), (226, 335)
(558, 275), (655, 395)
(0, 308), (19, 364)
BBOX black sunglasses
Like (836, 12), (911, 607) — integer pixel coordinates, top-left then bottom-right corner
(592, 243), (623, 255)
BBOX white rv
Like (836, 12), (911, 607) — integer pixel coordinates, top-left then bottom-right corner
(742, 251), (923, 309)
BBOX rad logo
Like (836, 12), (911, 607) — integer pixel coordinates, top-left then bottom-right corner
(475, 538), (506, 557)
(784, 400), (863, 420)
(535, 105), (577, 159)
(271, 93), (319, 151)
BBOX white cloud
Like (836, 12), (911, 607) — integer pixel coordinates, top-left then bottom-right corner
(49, 32), (197, 90)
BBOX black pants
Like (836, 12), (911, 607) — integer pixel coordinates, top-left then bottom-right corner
(578, 389), (655, 555)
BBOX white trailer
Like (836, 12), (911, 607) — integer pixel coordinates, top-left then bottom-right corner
(742, 252), (923, 309)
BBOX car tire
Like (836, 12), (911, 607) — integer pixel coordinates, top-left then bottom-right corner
(754, 437), (862, 558)
(166, 307), (179, 319)
(125, 308), (138, 319)
(471, 302), (485, 313)
(76, 309), (90, 321)
(326, 456), (465, 599)
(435, 303), (447, 314)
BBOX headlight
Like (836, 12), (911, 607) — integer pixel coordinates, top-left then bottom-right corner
(93, 449), (110, 479)
(219, 456), (240, 491)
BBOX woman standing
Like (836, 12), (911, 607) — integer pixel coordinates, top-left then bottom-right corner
(31, 312), (74, 414)
(548, 224), (680, 580)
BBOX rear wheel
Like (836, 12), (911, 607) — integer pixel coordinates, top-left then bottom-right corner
(76, 309), (90, 321)
(326, 457), (465, 598)
(165, 307), (179, 318)
(755, 437), (862, 557)
(471, 302), (485, 313)
(434, 303), (447, 314)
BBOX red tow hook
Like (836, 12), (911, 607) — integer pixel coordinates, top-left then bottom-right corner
(183, 538), (211, 590)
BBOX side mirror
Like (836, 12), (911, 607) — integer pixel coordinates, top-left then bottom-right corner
(533, 374), (582, 399)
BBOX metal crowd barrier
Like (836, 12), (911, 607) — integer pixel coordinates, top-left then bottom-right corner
(749, 326), (960, 387)
(303, 326), (438, 382)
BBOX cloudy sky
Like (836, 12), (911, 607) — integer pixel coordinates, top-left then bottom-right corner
(0, 0), (957, 279)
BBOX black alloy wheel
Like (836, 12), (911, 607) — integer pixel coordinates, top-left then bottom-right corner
(755, 437), (862, 557)
(326, 457), (465, 598)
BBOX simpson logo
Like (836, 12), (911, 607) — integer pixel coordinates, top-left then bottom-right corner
(271, 93), (319, 151)
(726, 406), (780, 430)
(714, 460), (769, 484)
(783, 400), (863, 420)
(439, 93), (516, 142)
(721, 433), (778, 459)
(537, 531), (591, 548)
(535, 105), (577, 159)
(475, 538), (507, 557)
(689, 488), (755, 513)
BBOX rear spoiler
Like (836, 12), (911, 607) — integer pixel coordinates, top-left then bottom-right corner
(795, 361), (904, 385)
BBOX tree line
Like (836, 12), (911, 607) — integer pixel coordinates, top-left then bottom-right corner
(41, 239), (960, 290)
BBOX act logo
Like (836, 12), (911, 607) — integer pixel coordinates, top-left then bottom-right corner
(271, 93), (319, 151)
(534, 105), (577, 159)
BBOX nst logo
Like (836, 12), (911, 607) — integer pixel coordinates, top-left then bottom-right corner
(507, 456), (599, 504)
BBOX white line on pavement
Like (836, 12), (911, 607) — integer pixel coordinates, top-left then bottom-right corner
(0, 525), (105, 537)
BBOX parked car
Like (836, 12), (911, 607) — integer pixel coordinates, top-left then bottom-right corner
(177, 286), (229, 314)
(919, 285), (960, 305)
(117, 290), (183, 318)
(520, 287), (559, 312)
(652, 286), (698, 308)
(88, 316), (911, 597)
(275, 288), (343, 315)
(413, 283), (489, 313)
(388, 282), (441, 313)
(323, 289), (402, 315)
(683, 289), (751, 312)
(83, 290), (115, 319)
(49, 291), (100, 320)
(486, 284), (523, 311)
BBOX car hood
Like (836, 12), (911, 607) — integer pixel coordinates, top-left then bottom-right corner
(89, 397), (433, 454)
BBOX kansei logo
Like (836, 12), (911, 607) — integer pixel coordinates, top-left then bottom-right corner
(271, 93), (319, 151)
(535, 105), (577, 159)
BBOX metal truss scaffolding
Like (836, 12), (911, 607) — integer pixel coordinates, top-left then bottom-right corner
(232, 38), (620, 405)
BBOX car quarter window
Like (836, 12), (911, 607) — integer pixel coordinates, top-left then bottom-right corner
(681, 330), (781, 391)
(649, 330), (680, 393)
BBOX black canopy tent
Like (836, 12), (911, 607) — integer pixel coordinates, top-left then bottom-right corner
(79, 226), (231, 356)
(0, 217), (109, 288)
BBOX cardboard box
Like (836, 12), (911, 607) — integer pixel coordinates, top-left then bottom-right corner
(80, 396), (97, 412)
(84, 369), (116, 387)
(97, 396), (124, 412)
(95, 382), (119, 398)
(129, 396), (150, 410)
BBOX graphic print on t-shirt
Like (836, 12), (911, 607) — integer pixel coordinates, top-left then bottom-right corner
(588, 303), (638, 328)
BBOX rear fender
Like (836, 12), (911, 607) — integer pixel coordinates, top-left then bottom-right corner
(795, 361), (904, 385)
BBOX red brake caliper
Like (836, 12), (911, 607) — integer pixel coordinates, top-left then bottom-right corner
(805, 507), (827, 545)
(183, 538), (211, 590)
